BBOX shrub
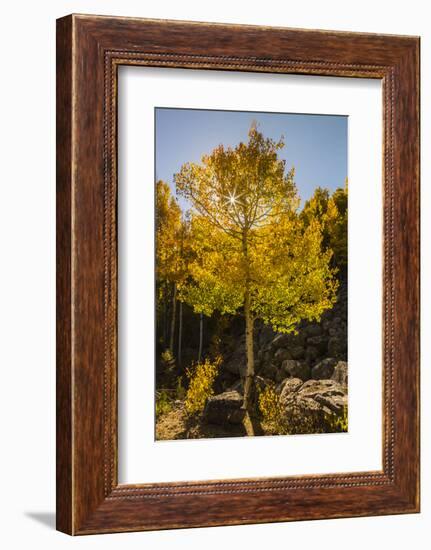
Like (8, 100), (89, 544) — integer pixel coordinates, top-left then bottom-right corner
(325, 405), (348, 433)
(258, 386), (339, 435)
(161, 349), (174, 364)
(282, 396), (325, 435)
(175, 376), (186, 400)
(185, 357), (221, 415)
(258, 385), (288, 435)
(155, 389), (173, 418)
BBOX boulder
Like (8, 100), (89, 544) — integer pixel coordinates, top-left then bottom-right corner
(290, 346), (305, 360)
(281, 379), (348, 433)
(260, 362), (278, 380)
(259, 325), (275, 347)
(328, 336), (346, 357)
(322, 319), (331, 332)
(275, 368), (286, 383)
(305, 346), (319, 362)
(222, 345), (247, 376)
(282, 359), (311, 381)
(203, 391), (245, 425)
(291, 332), (306, 348)
(307, 335), (328, 355)
(314, 393), (346, 415)
(274, 347), (292, 363)
(263, 351), (272, 364)
(331, 361), (348, 386)
(329, 326), (344, 338)
(227, 379), (243, 393)
(271, 332), (306, 350)
(304, 324), (322, 338)
(278, 378), (304, 403)
(270, 333), (291, 349)
(298, 379), (345, 399)
(311, 358), (337, 380)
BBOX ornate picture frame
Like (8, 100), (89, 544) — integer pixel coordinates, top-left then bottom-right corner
(56, 14), (420, 534)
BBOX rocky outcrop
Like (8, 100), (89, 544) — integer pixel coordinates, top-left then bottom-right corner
(311, 358), (337, 380)
(277, 378), (347, 434)
(278, 378), (304, 403)
(254, 281), (347, 379)
(203, 390), (245, 425)
(214, 280), (348, 426)
(331, 361), (348, 387)
(274, 348), (291, 362)
(222, 342), (247, 377)
(281, 359), (311, 381)
(296, 379), (347, 415)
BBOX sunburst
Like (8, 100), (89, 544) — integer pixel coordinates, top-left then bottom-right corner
(221, 189), (244, 208)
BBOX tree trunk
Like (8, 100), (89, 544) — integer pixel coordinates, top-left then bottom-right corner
(242, 293), (255, 414)
(169, 282), (177, 355)
(240, 229), (262, 436)
(163, 281), (168, 346)
(242, 292), (262, 436)
(178, 301), (183, 367)
(198, 312), (203, 363)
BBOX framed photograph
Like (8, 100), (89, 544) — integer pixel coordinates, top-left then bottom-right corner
(56, 14), (420, 534)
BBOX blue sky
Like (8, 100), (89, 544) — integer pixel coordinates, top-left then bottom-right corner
(155, 108), (347, 211)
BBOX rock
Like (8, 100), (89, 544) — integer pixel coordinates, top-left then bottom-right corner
(223, 345), (247, 376)
(274, 348), (292, 363)
(216, 371), (239, 393)
(305, 346), (319, 362)
(279, 378), (304, 403)
(259, 325), (275, 347)
(331, 361), (348, 386)
(314, 393), (346, 415)
(223, 359), (247, 377)
(254, 359), (262, 373)
(270, 333), (291, 348)
(304, 324), (322, 338)
(291, 332), (306, 347)
(322, 319), (331, 332)
(203, 391), (245, 425)
(282, 359), (311, 381)
(227, 379), (244, 393)
(311, 358), (337, 380)
(271, 332), (305, 350)
(282, 359), (297, 375)
(254, 375), (272, 392)
(329, 327), (344, 338)
(286, 395), (324, 417)
(307, 335), (328, 355)
(275, 368), (286, 383)
(298, 379), (346, 400)
(281, 379), (348, 433)
(328, 336), (346, 357)
(261, 362), (278, 380)
(290, 346), (305, 360)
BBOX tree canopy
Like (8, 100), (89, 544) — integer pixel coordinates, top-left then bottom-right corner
(175, 127), (338, 334)
(156, 179), (184, 285)
(301, 181), (348, 271)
